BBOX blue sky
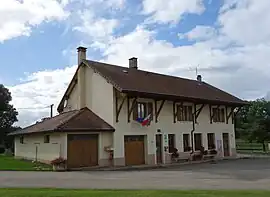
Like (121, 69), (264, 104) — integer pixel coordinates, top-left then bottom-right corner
(0, 0), (219, 83)
(1, 0), (270, 126)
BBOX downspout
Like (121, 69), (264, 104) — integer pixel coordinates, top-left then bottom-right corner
(190, 113), (195, 154)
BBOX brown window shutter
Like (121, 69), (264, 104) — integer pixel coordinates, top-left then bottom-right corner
(221, 108), (225, 122)
(183, 106), (188, 121)
(147, 102), (153, 120)
(213, 108), (217, 122)
(133, 101), (138, 120)
(188, 106), (193, 121)
(177, 105), (182, 121)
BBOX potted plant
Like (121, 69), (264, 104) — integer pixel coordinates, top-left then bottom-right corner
(50, 157), (66, 171)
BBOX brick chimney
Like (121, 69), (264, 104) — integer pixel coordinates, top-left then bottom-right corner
(129, 57), (138, 69)
(77, 46), (87, 66)
(197, 75), (202, 82)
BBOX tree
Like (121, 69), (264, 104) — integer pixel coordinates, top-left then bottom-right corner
(0, 84), (18, 148)
(236, 99), (270, 151)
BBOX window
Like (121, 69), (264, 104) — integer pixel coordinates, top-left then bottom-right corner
(133, 102), (153, 120)
(44, 135), (50, 143)
(19, 136), (24, 144)
(168, 134), (175, 153)
(194, 133), (202, 151)
(177, 105), (193, 121)
(207, 133), (215, 149)
(212, 108), (225, 122)
(183, 134), (190, 152)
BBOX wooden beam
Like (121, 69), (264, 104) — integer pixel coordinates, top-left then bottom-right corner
(154, 100), (165, 123)
(115, 95), (127, 122)
(232, 106), (242, 124)
(226, 106), (235, 124)
(209, 104), (212, 124)
(127, 97), (137, 122)
(173, 101), (176, 123)
(194, 104), (204, 123)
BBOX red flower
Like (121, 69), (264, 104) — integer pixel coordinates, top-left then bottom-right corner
(50, 157), (66, 165)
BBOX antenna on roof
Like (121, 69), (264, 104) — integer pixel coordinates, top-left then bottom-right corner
(195, 65), (199, 77)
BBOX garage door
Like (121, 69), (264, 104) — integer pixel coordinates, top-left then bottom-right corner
(124, 135), (145, 166)
(67, 134), (98, 168)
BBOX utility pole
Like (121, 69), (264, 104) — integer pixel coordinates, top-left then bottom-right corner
(50, 104), (54, 117)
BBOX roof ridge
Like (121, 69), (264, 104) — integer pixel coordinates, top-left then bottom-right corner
(55, 109), (82, 129)
(85, 59), (200, 83)
(17, 109), (79, 132)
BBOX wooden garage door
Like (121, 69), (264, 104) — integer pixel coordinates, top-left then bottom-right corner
(67, 134), (98, 168)
(124, 135), (145, 166)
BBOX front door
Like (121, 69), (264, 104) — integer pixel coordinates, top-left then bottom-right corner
(222, 133), (230, 157)
(124, 135), (145, 166)
(156, 134), (162, 164)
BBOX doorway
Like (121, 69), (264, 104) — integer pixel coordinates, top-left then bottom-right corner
(222, 133), (230, 157)
(156, 134), (162, 164)
(124, 135), (145, 166)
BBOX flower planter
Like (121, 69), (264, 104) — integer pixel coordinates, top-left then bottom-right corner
(52, 164), (66, 172)
(50, 157), (67, 171)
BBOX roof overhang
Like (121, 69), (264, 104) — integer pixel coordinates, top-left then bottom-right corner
(121, 89), (248, 107)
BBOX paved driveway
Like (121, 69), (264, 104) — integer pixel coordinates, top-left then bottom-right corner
(0, 158), (270, 190)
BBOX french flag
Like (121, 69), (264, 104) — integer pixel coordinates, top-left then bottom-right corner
(136, 114), (151, 126)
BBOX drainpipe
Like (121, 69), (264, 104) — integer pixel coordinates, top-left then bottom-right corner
(190, 114), (195, 154)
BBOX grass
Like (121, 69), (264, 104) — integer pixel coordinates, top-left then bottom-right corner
(0, 155), (52, 171)
(236, 140), (270, 154)
(0, 189), (269, 197)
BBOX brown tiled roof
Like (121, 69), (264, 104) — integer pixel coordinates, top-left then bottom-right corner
(84, 60), (247, 106)
(9, 107), (114, 135)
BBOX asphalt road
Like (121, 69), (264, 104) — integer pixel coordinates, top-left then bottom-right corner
(0, 158), (270, 190)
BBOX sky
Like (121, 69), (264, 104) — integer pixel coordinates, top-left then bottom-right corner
(1, 0), (270, 127)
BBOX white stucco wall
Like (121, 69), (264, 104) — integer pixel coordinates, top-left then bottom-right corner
(90, 72), (114, 126)
(63, 84), (79, 112)
(14, 133), (66, 163)
(113, 96), (236, 164)
(63, 65), (114, 126)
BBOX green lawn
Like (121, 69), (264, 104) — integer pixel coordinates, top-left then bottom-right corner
(236, 139), (269, 154)
(0, 189), (269, 197)
(0, 155), (51, 171)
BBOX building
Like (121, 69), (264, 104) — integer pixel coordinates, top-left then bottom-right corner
(10, 47), (247, 168)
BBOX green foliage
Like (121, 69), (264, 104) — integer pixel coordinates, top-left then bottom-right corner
(0, 84), (18, 148)
(236, 99), (270, 151)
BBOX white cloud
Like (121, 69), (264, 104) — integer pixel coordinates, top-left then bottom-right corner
(73, 11), (118, 40)
(178, 25), (217, 41)
(142, 0), (205, 24)
(0, 0), (69, 42)
(9, 66), (76, 127)
(219, 0), (270, 45)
